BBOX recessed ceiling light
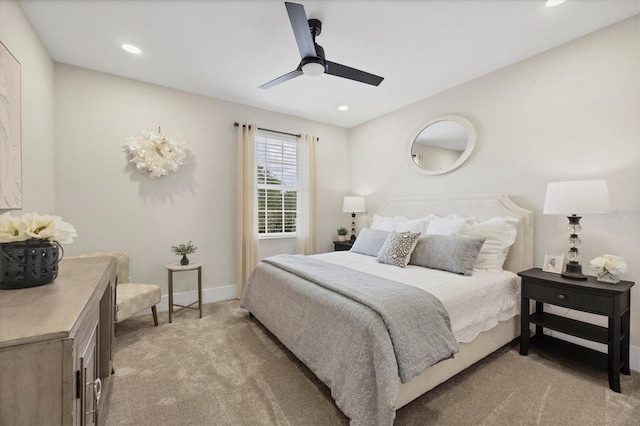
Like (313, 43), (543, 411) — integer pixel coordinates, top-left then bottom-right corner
(338, 105), (349, 111)
(546, 0), (566, 7)
(122, 44), (141, 54)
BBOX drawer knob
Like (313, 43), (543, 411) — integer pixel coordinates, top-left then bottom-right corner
(558, 294), (565, 300)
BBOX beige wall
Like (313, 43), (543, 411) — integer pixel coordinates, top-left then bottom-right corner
(350, 17), (640, 354)
(0, 0), (55, 214)
(54, 64), (350, 299)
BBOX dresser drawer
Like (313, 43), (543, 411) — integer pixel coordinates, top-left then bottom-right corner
(523, 281), (613, 315)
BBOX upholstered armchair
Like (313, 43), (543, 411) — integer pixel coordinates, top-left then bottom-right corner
(67, 251), (161, 327)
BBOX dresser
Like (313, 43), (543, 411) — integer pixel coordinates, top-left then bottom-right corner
(0, 256), (117, 425)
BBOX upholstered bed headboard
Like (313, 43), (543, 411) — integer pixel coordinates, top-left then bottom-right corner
(377, 193), (534, 274)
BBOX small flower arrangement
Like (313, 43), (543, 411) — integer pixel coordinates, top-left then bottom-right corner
(171, 241), (197, 256)
(123, 127), (189, 178)
(0, 211), (77, 244)
(590, 254), (627, 284)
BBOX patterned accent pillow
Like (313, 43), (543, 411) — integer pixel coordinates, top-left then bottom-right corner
(409, 235), (486, 275)
(377, 231), (421, 268)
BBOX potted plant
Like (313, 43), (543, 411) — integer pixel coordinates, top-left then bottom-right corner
(337, 227), (349, 242)
(171, 241), (197, 265)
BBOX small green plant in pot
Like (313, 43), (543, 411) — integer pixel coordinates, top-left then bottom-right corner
(337, 227), (349, 242)
(171, 241), (197, 265)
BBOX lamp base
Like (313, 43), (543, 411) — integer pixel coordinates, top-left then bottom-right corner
(561, 262), (587, 280)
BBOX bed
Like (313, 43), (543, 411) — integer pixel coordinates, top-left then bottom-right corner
(241, 193), (533, 425)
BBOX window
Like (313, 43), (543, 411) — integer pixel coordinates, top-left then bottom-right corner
(255, 131), (297, 237)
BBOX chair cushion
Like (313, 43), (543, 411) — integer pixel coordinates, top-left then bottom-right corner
(116, 283), (161, 322)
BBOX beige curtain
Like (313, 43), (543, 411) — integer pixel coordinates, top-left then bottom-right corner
(295, 133), (318, 255)
(235, 123), (258, 299)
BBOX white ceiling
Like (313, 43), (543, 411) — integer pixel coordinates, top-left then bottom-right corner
(18, 0), (640, 128)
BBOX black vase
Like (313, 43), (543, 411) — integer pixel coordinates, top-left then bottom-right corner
(0, 239), (63, 290)
(180, 255), (189, 266)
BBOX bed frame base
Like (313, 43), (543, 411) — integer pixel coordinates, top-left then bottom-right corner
(395, 316), (520, 409)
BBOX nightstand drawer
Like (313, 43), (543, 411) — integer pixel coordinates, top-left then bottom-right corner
(523, 282), (613, 315)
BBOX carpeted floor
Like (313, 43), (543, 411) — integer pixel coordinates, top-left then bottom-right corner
(103, 300), (640, 425)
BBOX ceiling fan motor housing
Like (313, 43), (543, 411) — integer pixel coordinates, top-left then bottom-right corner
(300, 37), (327, 75)
(301, 56), (327, 75)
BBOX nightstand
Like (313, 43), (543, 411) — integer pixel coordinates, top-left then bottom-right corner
(518, 268), (634, 392)
(333, 240), (354, 251)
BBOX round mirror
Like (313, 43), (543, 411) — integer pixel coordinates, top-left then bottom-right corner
(406, 115), (476, 175)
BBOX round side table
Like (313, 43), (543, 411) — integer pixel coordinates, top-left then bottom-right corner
(165, 261), (203, 323)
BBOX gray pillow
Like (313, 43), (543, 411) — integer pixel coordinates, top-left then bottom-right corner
(350, 228), (390, 257)
(377, 231), (421, 268)
(409, 235), (486, 275)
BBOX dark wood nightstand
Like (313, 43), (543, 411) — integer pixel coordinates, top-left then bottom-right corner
(333, 240), (354, 251)
(518, 268), (634, 392)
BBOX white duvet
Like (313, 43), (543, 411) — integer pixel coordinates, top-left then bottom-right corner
(310, 251), (520, 344)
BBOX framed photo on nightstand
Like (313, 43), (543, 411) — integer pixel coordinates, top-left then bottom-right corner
(542, 252), (564, 274)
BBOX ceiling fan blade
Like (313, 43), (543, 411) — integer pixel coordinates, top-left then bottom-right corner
(285, 2), (316, 59)
(259, 69), (303, 89)
(325, 61), (384, 86)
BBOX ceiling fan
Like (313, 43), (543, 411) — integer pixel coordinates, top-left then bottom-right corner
(259, 2), (384, 89)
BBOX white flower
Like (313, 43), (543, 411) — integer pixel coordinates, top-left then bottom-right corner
(0, 212), (77, 244)
(123, 128), (190, 178)
(0, 212), (28, 243)
(590, 254), (628, 275)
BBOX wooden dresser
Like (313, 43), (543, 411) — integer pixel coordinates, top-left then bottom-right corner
(0, 256), (117, 425)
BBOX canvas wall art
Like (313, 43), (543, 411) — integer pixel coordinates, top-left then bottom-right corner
(0, 41), (22, 209)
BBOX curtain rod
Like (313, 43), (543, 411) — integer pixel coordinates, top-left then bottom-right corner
(234, 122), (301, 138)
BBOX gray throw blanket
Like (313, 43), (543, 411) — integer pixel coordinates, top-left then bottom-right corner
(241, 254), (459, 425)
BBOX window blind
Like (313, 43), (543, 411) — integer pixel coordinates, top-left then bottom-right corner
(255, 130), (298, 236)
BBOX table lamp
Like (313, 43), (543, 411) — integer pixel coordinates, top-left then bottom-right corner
(543, 180), (610, 280)
(342, 196), (366, 241)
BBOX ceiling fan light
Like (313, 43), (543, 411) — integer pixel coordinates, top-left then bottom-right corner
(301, 62), (325, 76)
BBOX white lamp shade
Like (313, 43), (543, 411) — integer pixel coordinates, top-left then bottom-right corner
(543, 180), (611, 215)
(343, 196), (366, 213)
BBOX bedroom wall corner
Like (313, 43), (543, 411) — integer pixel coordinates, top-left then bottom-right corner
(0, 0), (56, 214)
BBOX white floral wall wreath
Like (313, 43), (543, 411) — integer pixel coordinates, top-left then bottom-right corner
(123, 127), (190, 178)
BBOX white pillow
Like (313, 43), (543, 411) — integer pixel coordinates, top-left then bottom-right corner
(425, 214), (472, 236)
(394, 215), (436, 234)
(463, 216), (518, 270)
(370, 214), (408, 232)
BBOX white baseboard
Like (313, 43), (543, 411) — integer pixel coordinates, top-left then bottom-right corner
(132, 284), (237, 316)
